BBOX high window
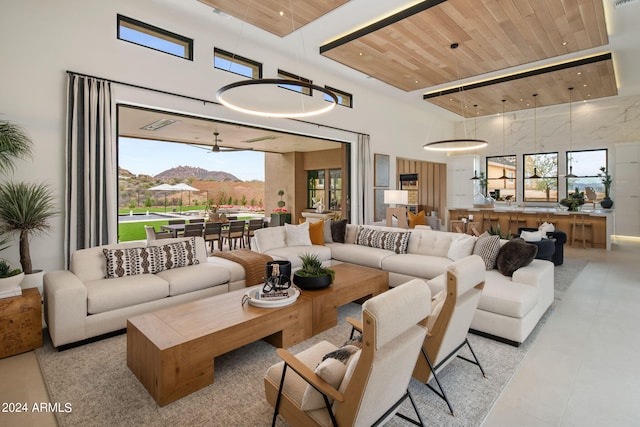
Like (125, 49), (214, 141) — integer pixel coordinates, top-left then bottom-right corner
(324, 86), (353, 108)
(566, 149), (608, 199)
(117, 15), (193, 60)
(277, 70), (312, 96)
(214, 48), (262, 78)
(523, 152), (558, 202)
(486, 155), (517, 202)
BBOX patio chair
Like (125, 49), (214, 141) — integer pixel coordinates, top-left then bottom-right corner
(203, 222), (223, 252)
(264, 278), (431, 427)
(223, 220), (245, 250)
(246, 219), (265, 247)
(189, 218), (204, 224)
(412, 254), (486, 416)
(144, 225), (171, 241)
(183, 223), (204, 237)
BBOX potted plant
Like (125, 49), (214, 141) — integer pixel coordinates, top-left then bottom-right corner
(270, 189), (291, 226)
(0, 259), (24, 293)
(0, 182), (58, 276)
(293, 253), (335, 290)
(560, 188), (586, 212)
(598, 166), (613, 208)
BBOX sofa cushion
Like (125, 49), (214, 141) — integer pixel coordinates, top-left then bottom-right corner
(476, 270), (539, 318)
(381, 254), (453, 280)
(355, 226), (410, 254)
(71, 241), (145, 282)
(330, 219), (348, 243)
(155, 263), (231, 296)
(103, 246), (157, 278)
(496, 238), (537, 277)
(408, 210), (426, 228)
(308, 220), (325, 245)
(148, 237), (200, 272)
(265, 245), (332, 269)
(253, 227), (286, 253)
(329, 243), (395, 269)
(285, 222), (312, 247)
(447, 234), (476, 261)
(85, 275), (170, 314)
(147, 236), (208, 264)
(407, 229), (460, 258)
(521, 230), (544, 242)
(473, 232), (501, 270)
(324, 219), (333, 243)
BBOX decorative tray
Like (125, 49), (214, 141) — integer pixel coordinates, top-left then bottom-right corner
(243, 286), (300, 308)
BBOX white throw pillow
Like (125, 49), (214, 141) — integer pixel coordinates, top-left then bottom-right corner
(447, 234), (476, 261)
(538, 222), (555, 233)
(300, 345), (359, 410)
(521, 230), (543, 242)
(285, 222), (312, 247)
(253, 227), (286, 253)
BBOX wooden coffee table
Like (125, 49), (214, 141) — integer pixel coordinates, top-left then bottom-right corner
(126, 263), (388, 406)
(300, 263), (389, 335)
(127, 288), (312, 406)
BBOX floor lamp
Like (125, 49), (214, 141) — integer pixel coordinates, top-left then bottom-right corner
(384, 190), (409, 228)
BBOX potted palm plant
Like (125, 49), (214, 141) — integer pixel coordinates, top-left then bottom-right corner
(0, 120), (58, 291)
(293, 253), (335, 290)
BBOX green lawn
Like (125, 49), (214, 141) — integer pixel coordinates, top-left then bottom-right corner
(118, 221), (169, 242)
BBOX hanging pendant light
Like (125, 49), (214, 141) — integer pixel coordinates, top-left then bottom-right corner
(424, 43), (488, 152)
(470, 170), (480, 180)
(528, 94), (541, 179)
(566, 87), (578, 178)
(498, 99), (509, 180)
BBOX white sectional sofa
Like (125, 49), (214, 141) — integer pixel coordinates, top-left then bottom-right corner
(252, 223), (554, 346)
(44, 236), (245, 348)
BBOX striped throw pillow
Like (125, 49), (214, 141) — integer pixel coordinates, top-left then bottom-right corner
(355, 227), (411, 254)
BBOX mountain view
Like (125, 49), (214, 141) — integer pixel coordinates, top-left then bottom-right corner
(118, 166), (264, 210)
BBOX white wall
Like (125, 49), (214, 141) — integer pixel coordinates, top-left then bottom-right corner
(453, 94), (640, 201)
(0, 0), (453, 271)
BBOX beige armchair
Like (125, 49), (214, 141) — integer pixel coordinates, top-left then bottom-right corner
(144, 225), (171, 240)
(413, 254), (486, 416)
(264, 278), (431, 427)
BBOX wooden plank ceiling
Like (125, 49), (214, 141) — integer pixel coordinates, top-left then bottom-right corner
(199, 0), (617, 117)
(320, 0), (615, 117)
(198, 0), (349, 37)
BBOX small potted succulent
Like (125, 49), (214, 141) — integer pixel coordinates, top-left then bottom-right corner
(0, 259), (24, 292)
(293, 253), (335, 290)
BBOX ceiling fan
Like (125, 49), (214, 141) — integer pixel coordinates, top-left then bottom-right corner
(193, 131), (251, 153)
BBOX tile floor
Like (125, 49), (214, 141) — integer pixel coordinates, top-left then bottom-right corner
(0, 240), (638, 426)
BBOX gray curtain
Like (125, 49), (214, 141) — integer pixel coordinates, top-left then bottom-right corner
(355, 134), (373, 225)
(65, 74), (117, 266)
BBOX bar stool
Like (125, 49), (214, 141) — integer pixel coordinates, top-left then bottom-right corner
(571, 214), (592, 248)
(450, 220), (465, 233)
(508, 213), (527, 235)
(481, 212), (499, 233)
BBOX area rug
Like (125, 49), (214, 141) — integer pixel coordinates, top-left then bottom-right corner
(35, 260), (586, 427)
(553, 257), (588, 300)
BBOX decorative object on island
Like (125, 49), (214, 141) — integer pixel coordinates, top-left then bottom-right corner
(560, 188), (586, 211)
(292, 253), (334, 290)
(473, 172), (494, 207)
(383, 189), (409, 228)
(0, 120), (58, 293)
(0, 259), (24, 296)
(599, 166), (613, 208)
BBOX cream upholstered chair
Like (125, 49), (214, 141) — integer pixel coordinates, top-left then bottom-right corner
(264, 279), (431, 427)
(144, 225), (171, 240)
(413, 254), (486, 416)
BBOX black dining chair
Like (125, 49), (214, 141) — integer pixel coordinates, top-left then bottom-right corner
(246, 219), (265, 248)
(203, 222), (223, 252)
(223, 220), (245, 250)
(183, 223), (204, 237)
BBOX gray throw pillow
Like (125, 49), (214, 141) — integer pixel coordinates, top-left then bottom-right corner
(496, 238), (538, 277)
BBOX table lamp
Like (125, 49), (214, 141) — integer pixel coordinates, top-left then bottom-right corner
(384, 190), (409, 228)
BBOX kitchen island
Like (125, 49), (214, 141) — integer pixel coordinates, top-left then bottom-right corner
(448, 206), (612, 250)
